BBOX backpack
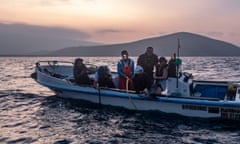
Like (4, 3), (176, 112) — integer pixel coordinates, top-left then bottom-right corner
(98, 66), (109, 79)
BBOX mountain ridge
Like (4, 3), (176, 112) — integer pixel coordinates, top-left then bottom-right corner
(48, 32), (240, 57)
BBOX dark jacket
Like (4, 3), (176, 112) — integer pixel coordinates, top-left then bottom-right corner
(168, 59), (177, 77)
(133, 72), (150, 93)
(96, 66), (115, 88)
(74, 64), (91, 85)
(137, 53), (158, 79)
(156, 64), (168, 78)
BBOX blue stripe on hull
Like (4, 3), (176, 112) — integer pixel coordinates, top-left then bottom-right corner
(38, 81), (240, 109)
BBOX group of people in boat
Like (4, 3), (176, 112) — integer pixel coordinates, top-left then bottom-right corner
(73, 46), (178, 95)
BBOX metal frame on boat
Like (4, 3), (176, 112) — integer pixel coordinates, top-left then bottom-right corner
(32, 60), (240, 120)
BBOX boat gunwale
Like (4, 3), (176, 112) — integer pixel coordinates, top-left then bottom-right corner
(36, 77), (240, 109)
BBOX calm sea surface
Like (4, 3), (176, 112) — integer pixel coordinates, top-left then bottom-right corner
(0, 56), (240, 144)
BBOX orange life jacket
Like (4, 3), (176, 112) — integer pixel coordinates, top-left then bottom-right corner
(119, 60), (133, 90)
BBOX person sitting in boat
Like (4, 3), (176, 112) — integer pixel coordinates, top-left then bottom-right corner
(152, 56), (168, 95)
(168, 53), (177, 77)
(133, 65), (150, 94)
(94, 66), (115, 88)
(73, 58), (92, 85)
(117, 50), (134, 90)
(225, 84), (237, 101)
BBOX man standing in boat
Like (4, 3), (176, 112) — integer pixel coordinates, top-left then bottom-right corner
(117, 50), (134, 90)
(137, 47), (158, 89)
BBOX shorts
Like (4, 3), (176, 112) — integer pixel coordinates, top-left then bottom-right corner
(156, 80), (167, 91)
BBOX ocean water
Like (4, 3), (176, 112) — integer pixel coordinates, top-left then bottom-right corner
(1, 56), (240, 144)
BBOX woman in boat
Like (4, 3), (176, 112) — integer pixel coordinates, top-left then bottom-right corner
(73, 58), (91, 85)
(153, 56), (168, 95)
(117, 50), (134, 90)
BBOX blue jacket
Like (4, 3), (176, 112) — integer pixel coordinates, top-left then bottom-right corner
(117, 59), (134, 79)
(94, 66), (111, 82)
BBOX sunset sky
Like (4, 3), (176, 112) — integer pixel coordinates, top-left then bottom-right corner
(0, 0), (240, 46)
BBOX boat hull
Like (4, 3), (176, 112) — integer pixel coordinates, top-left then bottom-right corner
(54, 88), (240, 120)
(47, 83), (239, 119)
(33, 61), (240, 120)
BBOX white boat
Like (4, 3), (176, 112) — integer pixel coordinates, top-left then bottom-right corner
(32, 60), (240, 120)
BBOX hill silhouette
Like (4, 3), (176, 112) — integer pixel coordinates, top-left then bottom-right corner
(48, 32), (240, 57)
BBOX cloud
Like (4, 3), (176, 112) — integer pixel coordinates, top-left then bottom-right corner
(0, 22), (90, 39)
(96, 29), (135, 35)
(206, 32), (224, 38)
(204, 31), (240, 46)
(83, 0), (96, 2)
(96, 29), (122, 34)
(229, 32), (239, 37)
(0, 22), (99, 54)
(38, 0), (72, 6)
(37, 0), (96, 6)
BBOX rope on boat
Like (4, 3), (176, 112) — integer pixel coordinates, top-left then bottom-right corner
(97, 83), (102, 107)
(126, 78), (137, 110)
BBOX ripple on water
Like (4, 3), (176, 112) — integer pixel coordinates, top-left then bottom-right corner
(1, 57), (240, 143)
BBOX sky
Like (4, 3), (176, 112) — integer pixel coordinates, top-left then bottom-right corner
(0, 0), (240, 46)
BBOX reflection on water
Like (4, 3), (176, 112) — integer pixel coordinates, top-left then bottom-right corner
(0, 57), (240, 143)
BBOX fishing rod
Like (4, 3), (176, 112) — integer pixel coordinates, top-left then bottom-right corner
(176, 38), (180, 88)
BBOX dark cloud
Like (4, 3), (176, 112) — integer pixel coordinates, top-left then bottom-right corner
(96, 29), (122, 34)
(38, 0), (96, 6)
(0, 22), (91, 40)
(0, 23), (99, 55)
(96, 29), (135, 34)
(206, 32), (224, 37)
(229, 32), (239, 37)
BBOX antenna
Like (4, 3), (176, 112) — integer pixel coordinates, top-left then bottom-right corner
(177, 38), (180, 58)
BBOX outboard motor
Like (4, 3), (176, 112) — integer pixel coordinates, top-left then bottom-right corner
(167, 72), (193, 96)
